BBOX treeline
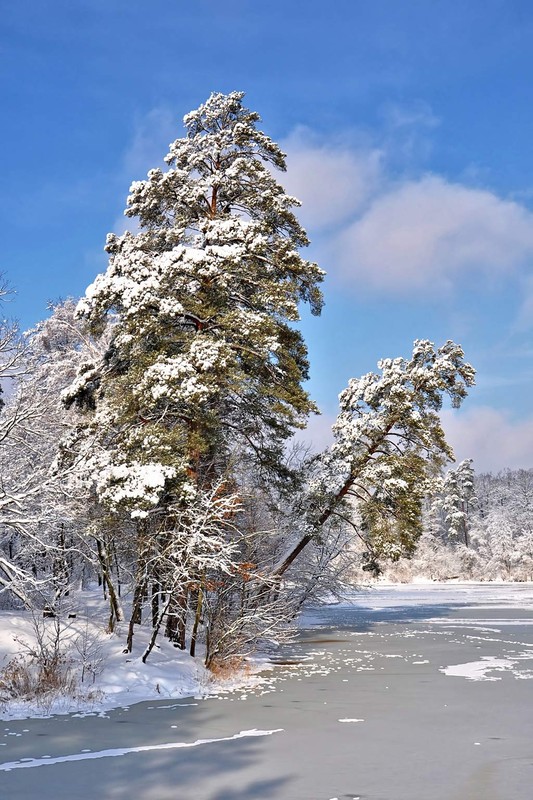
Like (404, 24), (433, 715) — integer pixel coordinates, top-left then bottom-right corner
(370, 462), (533, 582)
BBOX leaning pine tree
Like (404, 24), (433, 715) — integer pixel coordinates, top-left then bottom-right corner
(63, 92), (324, 660)
(274, 339), (476, 582)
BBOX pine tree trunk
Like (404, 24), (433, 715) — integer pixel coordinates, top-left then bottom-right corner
(151, 580), (160, 629)
(131, 579), (145, 625)
(142, 598), (171, 663)
(189, 584), (204, 658)
(96, 537), (123, 631)
(124, 578), (147, 653)
(165, 589), (188, 649)
(111, 537), (122, 597)
(274, 423), (398, 578)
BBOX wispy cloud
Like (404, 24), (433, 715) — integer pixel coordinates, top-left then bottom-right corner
(112, 106), (179, 236)
(381, 99), (440, 131)
(441, 407), (533, 472)
(282, 119), (533, 300)
(333, 175), (533, 293)
(281, 128), (383, 231)
(379, 100), (440, 164)
(122, 107), (178, 180)
(513, 274), (533, 331)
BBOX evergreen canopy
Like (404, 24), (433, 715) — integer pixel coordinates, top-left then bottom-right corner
(66, 91), (324, 514)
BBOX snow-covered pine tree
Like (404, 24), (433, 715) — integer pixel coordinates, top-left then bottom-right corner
(64, 92), (324, 652)
(439, 458), (476, 546)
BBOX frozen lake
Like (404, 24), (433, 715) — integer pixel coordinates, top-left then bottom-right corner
(2, 583), (533, 799)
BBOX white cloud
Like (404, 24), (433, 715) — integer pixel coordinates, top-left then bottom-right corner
(293, 411), (335, 453)
(122, 107), (178, 180)
(281, 129), (383, 231)
(333, 175), (533, 293)
(296, 406), (533, 473)
(281, 124), (533, 297)
(441, 407), (533, 473)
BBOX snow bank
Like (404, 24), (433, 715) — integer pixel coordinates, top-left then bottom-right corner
(0, 589), (268, 721)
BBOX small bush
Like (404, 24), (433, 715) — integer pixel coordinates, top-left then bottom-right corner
(207, 655), (247, 679)
(0, 651), (77, 703)
(73, 623), (106, 684)
(0, 655), (34, 700)
(0, 611), (106, 710)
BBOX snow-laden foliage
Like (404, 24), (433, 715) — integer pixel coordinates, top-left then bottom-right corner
(1, 95), (479, 672)
(273, 340), (475, 577)
(369, 465), (533, 582)
(0, 300), (107, 608)
(67, 91), (324, 522)
(469, 468), (533, 580)
(434, 458), (476, 545)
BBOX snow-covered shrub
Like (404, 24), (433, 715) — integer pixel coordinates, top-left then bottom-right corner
(0, 614), (77, 706)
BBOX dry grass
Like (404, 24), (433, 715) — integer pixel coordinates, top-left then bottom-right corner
(0, 612), (106, 711)
(207, 655), (249, 679)
(0, 652), (78, 702)
(0, 652), (104, 712)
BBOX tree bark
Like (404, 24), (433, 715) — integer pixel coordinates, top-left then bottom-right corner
(165, 589), (188, 649)
(189, 584), (204, 658)
(96, 537), (123, 631)
(273, 421), (398, 578)
(125, 578), (147, 653)
(142, 598), (171, 663)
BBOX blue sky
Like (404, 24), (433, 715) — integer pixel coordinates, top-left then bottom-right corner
(3, 0), (533, 471)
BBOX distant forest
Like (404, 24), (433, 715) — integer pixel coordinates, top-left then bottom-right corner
(365, 463), (533, 583)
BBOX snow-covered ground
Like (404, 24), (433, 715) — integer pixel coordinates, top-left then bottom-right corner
(2, 581), (533, 720)
(0, 589), (268, 720)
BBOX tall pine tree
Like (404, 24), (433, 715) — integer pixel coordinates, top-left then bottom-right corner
(64, 92), (324, 650)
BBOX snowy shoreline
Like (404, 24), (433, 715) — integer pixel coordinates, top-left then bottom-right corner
(2, 581), (533, 721)
(0, 589), (273, 721)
